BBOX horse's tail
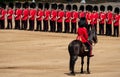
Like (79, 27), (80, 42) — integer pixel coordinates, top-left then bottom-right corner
(68, 40), (83, 56)
(73, 44), (80, 55)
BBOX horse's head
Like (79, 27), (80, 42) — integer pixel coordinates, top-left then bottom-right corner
(88, 28), (98, 45)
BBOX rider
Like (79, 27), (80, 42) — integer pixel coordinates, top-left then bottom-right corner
(76, 18), (94, 57)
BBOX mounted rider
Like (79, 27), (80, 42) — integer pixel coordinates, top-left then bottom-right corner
(76, 18), (94, 57)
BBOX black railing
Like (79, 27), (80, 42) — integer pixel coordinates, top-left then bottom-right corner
(0, 0), (119, 3)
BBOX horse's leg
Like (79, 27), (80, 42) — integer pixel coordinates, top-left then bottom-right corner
(87, 56), (90, 74)
(80, 57), (84, 74)
(69, 55), (78, 75)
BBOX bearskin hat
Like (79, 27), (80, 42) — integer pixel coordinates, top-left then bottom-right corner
(8, 2), (14, 9)
(79, 5), (84, 11)
(78, 17), (86, 28)
(107, 5), (113, 11)
(86, 5), (90, 11)
(44, 3), (49, 9)
(58, 4), (64, 10)
(114, 7), (119, 14)
(89, 5), (93, 12)
(30, 2), (36, 8)
(51, 3), (57, 10)
(0, 2), (2, 8)
(100, 5), (105, 11)
(93, 5), (98, 11)
(23, 2), (29, 8)
(66, 4), (71, 11)
(1, 2), (6, 9)
(51, 4), (54, 9)
(54, 3), (57, 10)
(73, 5), (77, 11)
(15, 2), (21, 8)
(38, 3), (43, 9)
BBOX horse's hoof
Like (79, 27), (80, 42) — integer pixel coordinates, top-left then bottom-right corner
(70, 72), (75, 76)
(87, 71), (91, 74)
(80, 71), (84, 74)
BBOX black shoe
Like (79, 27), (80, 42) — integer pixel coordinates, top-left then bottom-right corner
(90, 55), (94, 57)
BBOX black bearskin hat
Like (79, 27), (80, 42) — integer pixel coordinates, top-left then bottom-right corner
(8, 2), (14, 9)
(89, 5), (93, 12)
(0, 2), (2, 8)
(44, 3), (49, 9)
(38, 3), (43, 9)
(93, 5), (98, 11)
(79, 5), (84, 11)
(54, 3), (57, 10)
(100, 5), (105, 11)
(51, 3), (57, 10)
(15, 2), (21, 8)
(23, 2), (29, 8)
(114, 7), (119, 14)
(66, 4), (71, 11)
(86, 5), (90, 11)
(73, 5), (77, 11)
(78, 17), (86, 27)
(30, 2), (36, 8)
(107, 5), (113, 11)
(58, 4), (64, 10)
(1, 2), (6, 9)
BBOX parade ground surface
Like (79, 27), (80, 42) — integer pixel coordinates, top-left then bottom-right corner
(0, 30), (120, 77)
(0, 2), (120, 77)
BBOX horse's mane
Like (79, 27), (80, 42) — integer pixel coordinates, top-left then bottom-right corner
(88, 29), (98, 44)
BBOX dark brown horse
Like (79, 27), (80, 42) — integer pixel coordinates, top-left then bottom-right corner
(68, 29), (98, 75)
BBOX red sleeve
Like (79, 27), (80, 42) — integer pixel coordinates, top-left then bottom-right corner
(84, 28), (88, 40)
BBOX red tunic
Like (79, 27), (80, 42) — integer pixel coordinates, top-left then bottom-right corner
(44, 9), (50, 20)
(106, 11), (113, 24)
(37, 9), (43, 21)
(29, 9), (36, 20)
(92, 12), (99, 25)
(71, 11), (78, 23)
(86, 12), (93, 24)
(79, 11), (85, 18)
(114, 14), (120, 26)
(57, 10), (64, 22)
(51, 9), (57, 21)
(76, 27), (88, 43)
(22, 8), (29, 20)
(65, 11), (71, 22)
(0, 9), (6, 20)
(7, 9), (14, 20)
(99, 12), (106, 24)
(15, 9), (22, 20)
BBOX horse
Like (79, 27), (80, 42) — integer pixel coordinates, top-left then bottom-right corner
(68, 28), (98, 75)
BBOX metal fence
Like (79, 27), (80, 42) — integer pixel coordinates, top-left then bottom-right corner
(0, 0), (120, 3)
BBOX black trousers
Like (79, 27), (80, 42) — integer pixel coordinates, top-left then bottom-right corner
(99, 24), (104, 35)
(50, 20), (56, 32)
(7, 19), (12, 29)
(15, 20), (20, 29)
(43, 20), (48, 31)
(114, 26), (119, 37)
(0, 20), (5, 29)
(36, 20), (42, 31)
(57, 22), (62, 32)
(94, 24), (97, 32)
(84, 42), (92, 56)
(106, 24), (112, 36)
(71, 22), (76, 33)
(29, 20), (34, 30)
(21, 20), (27, 30)
(64, 22), (70, 33)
